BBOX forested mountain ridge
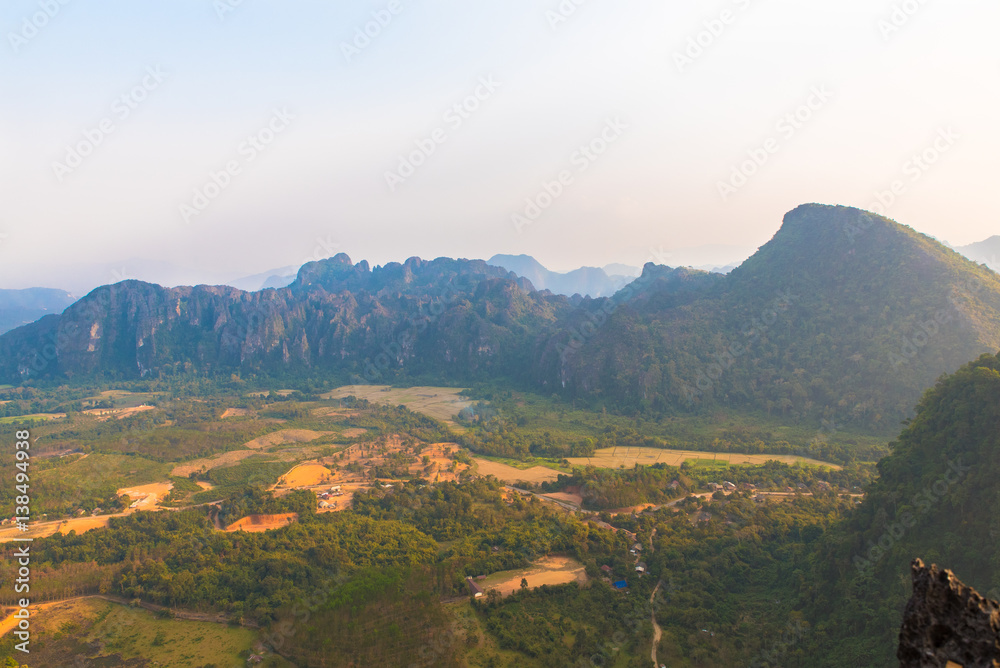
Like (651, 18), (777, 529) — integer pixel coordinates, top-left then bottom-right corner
(2, 204), (1000, 433)
(786, 351), (1000, 666)
(544, 204), (1000, 430)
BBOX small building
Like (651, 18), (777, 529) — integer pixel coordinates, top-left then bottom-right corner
(600, 565), (612, 574)
(330, 485), (342, 492)
(635, 562), (647, 573)
(669, 480), (680, 490)
(319, 501), (332, 508)
(466, 577), (484, 598)
(708, 483), (721, 492)
(613, 580), (628, 590)
(631, 542), (642, 552)
(722, 481), (736, 491)
(247, 654), (264, 664)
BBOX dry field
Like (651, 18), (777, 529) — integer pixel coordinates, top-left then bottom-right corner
(225, 513), (298, 532)
(170, 449), (259, 477)
(118, 482), (174, 510)
(542, 492), (583, 507)
(0, 514), (118, 543)
(220, 407), (254, 419)
(243, 429), (330, 450)
(566, 446), (841, 470)
(277, 462), (333, 487)
(478, 556), (588, 598)
(83, 405), (155, 421)
(473, 458), (561, 484)
(323, 385), (473, 426)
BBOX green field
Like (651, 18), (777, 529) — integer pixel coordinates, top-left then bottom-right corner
(1, 597), (291, 667)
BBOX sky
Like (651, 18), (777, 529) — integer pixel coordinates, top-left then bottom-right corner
(1, 0), (998, 292)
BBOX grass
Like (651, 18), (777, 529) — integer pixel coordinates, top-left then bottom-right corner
(3, 597), (291, 667)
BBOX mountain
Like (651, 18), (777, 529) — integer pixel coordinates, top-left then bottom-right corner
(0, 288), (76, 335)
(486, 254), (632, 298)
(0, 255), (569, 384)
(790, 351), (1000, 666)
(3, 204), (999, 434)
(225, 266), (298, 292)
(955, 235), (1000, 272)
(541, 204), (1000, 431)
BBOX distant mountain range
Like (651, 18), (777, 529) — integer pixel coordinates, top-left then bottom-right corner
(0, 288), (77, 335)
(954, 235), (1000, 271)
(486, 255), (636, 298)
(2, 204), (999, 433)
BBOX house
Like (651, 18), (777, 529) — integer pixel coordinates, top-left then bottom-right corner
(600, 565), (612, 574)
(631, 543), (642, 552)
(319, 501), (332, 509)
(247, 654), (264, 664)
(669, 480), (680, 490)
(742, 483), (757, 491)
(466, 577), (484, 598)
(330, 485), (342, 492)
(613, 580), (628, 590)
(635, 562), (647, 573)
(708, 483), (721, 491)
(722, 481), (736, 491)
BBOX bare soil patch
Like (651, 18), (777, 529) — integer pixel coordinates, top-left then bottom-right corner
(118, 482), (173, 511)
(225, 513), (298, 532)
(221, 407), (254, 419)
(278, 463), (333, 488)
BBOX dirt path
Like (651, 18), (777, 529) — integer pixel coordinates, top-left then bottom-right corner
(650, 580), (663, 667)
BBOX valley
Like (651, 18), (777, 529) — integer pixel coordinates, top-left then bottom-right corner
(0, 206), (998, 666)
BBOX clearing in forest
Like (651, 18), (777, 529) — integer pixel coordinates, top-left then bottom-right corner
(225, 513), (299, 532)
(277, 462), (333, 487)
(477, 556), (588, 597)
(472, 458), (561, 484)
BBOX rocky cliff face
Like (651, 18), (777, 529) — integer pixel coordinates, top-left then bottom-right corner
(0, 254), (567, 383)
(898, 559), (1000, 667)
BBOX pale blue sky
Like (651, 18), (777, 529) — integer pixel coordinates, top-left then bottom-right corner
(1, 0), (998, 290)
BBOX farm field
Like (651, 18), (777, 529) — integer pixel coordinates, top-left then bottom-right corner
(243, 428), (331, 449)
(477, 556), (588, 597)
(0, 514), (116, 543)
(277, 462), (334, 487)
(566, 446), (842, 470)
(323, 385), (473, 426)
(472, 458), (561, 483)
(225, 512), (299, 532)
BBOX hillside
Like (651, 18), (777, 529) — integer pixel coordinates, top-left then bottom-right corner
(544, 204), (1000, 431)
(793, 352), (1000, 665)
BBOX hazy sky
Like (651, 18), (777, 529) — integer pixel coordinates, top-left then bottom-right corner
(1, 0), (997, 291)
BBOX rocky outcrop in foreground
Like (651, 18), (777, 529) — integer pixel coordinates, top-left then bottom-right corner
(898, 558), (1000, 667)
